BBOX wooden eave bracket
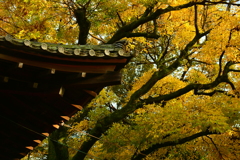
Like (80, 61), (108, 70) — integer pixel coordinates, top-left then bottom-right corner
(71, 104), (83, 110)
(61, 116), (70, 121)
(25, 146), (33, 150)
(64, 71), (121, 89)
(42, 133), (49, 137)
(33, 140), (41, 144)
(84, 90), (97, 97)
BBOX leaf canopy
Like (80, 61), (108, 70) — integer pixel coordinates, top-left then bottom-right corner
(1, 0), (240, 159)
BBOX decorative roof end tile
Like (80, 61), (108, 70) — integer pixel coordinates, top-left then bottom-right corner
(74, 49), (81, 55)
(58, 46), (65, 54)
(41, 43), (48, 50)
(89, 49), (95, 56)
(5, 34), (13, 42)
(24, 39), (31, 46)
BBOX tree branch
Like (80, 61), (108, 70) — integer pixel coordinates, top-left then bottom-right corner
(72, 26), (212, 160)
(218, 50), (226, 77)
(0, 27), (10, 35)
(89, 33), (106, 43)
(205, 0), (240, 6)
(143, 61), (236, 105)
(183, 29), (212, 57)
(144, 47), (157, 64)
(84, 0), (92, 8)
(190, 59), (211, 65)
(194, 5), (200, 35)
(219, 29), (234, 76)
(107, 1), (209, 43)
(117, 12), (125, 27)
(0, 18), (22, 30)
(142, 6), (154, 18)
(125, 32), (160, 39)
(158, 36), (171, 65)
(229, 69), (240, 73)
(205, 135), (224, 159)
(153, 19), (157, 34)
(194, 89), (225, 96)
(132, 130), (218, 159)
(180, 61), (191, 81)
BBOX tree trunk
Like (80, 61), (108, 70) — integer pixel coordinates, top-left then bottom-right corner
(74, 8), (91, 45)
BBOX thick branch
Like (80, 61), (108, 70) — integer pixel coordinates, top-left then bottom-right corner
(125, 32), (160, 39)
(142, 6), (154, 18)
(72, 54), (184, 160)
(84, 0), (92, 8)
(195, 90), (225, 96)
(71, 68), (176, 160)
(72, 28), (212, 160)
(143, 61), (236, 104)
(229, 69), (240, 73)
(132, 130), (218, 159)
(107, 1), (208, 43)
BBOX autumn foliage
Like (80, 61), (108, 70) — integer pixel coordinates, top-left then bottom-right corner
(1, 0), (240, 160)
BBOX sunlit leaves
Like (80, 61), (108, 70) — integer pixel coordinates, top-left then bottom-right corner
(9, 0), (240, 159)
(0, 0), (77, 43)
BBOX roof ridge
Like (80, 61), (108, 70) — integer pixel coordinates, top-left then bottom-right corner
(0, 35), (131, 58)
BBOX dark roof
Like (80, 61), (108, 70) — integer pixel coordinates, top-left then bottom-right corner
(0, 35), (131, 160)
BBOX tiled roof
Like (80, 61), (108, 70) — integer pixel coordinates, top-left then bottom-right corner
(0, 35), (130, 58)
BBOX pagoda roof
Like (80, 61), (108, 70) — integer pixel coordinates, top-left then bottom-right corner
(0, 35), (131, 160)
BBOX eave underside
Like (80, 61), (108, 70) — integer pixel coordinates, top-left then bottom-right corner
(0, 42), (129, 159)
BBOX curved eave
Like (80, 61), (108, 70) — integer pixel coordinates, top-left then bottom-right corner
(0, 35), (132, 160)
(0, 35), (131, 73)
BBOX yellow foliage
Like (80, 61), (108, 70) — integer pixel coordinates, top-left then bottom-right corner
(7, 0), (239, 159)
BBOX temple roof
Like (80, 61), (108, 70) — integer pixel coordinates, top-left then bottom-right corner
(0, 35), (131, 160)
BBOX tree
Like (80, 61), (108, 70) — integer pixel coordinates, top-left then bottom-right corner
(1, 0), (240, 159)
